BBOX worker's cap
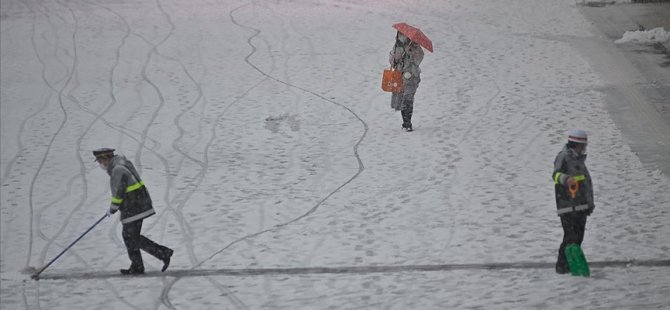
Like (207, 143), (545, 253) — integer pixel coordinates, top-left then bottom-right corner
(567, 129), (587, 144)
(92, 148), (115, 161)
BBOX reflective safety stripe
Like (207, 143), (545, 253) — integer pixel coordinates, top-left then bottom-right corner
(557, 204), (589, 215)
(553, 172), (562, 184)
(126, 181), (144, 193)
(121, 208), (156, 224)
(554, 174), (586, 185)
(111, 197), (123, 205)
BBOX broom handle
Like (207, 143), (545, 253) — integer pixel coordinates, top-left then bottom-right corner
(32, 214), (107, 279)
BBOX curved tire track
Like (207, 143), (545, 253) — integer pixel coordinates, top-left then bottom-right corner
(161, 2), (370, 308)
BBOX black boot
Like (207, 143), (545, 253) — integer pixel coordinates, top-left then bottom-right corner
(162, 248), (174, 272)
(555, 263), (569, 274)
(120, 266), (145, 275)
(401, 111), (409, 131)
(401, 110), (413, 131)
(406, 109), (413, 131)
(556, 253), (569, 274)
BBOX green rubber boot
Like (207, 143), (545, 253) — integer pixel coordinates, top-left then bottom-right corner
(565, 243), (590, 277)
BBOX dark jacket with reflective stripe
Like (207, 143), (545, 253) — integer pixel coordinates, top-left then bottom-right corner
(107, 155), (155, 224)
(552, 145), (594, 215)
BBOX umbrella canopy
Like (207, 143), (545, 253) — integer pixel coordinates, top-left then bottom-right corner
(392, 22), (433, 53)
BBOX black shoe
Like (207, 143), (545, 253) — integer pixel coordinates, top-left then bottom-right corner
(120, 267), (145, 275)
(406, 124), (413, 132)
(555, 264), (569, 275)
(161, 249), (173, 272)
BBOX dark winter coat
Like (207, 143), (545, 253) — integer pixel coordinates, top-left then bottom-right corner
(107, 155), (155, 224)
(552, 145), (595, 216)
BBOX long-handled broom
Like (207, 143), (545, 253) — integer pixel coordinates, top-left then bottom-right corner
(29, 214), (108, 280)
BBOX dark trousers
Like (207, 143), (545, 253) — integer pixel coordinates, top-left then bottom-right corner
(122, 219), (170, 271)
(400, 94), (414, 127)
(556, 213), (587, 272)
(392, 91), (415, 125)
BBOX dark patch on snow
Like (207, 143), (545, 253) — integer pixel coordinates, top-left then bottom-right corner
(35, 259), (670, 280)
(577, 1), (617, 7)
(631, 0), (670, 3)
(264, 113), (301, 133)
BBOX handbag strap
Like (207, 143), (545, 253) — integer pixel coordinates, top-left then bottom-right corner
(392, 42), (407, 70)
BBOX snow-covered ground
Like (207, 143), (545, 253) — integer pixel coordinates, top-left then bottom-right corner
(2, 0), (669, 309)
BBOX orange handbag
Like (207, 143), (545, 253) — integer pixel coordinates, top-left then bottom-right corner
(381, 68), (403, 93)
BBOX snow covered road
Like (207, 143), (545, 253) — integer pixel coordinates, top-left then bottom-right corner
(2, 0), (669, 309)
(580, 2), (670, 176)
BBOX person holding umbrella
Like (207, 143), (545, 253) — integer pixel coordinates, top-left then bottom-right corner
(389, 22), (432, 131)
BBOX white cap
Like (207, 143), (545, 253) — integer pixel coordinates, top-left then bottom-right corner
(568, 129), (587, 144)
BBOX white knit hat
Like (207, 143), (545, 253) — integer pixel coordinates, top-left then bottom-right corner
(568, 129), (587, 144)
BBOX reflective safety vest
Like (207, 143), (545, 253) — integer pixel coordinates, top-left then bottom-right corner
(107, 155), (156, 224)
(552, 145), (594, 216)
(111, 181), (145, 205)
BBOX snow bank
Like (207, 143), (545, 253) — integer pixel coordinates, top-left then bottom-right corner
(615, 27), (670, 44)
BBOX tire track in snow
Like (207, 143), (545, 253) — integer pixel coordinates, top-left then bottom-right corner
(199, 0), (369, 269)
(21, 0), (79, 271)
(255, 1), (297, 252)
(31, 1), (175, 309)
(157, 76), (269, 310)
(161, 78), (267, 309)
(144, 34), (212, 269)
(139, 3), (248, 309)
(244, 1), (323, 273)
(205, 3), (317, 304)
(0, 0), (21, 36)
(0, 0), (70, 273)
(34, 0), (130, 273)
(26, 0), (144, 309)
(105, 1), (203, 307)
(122, 3), (200, 287)
(135, 1), (230, 309)
(144, 24), (241, 310)
(0, 0), (63, 186)
(158, 1), (276, 307)
(29, 0), (90, 273)
(86, 0), (205, 307)
(24, 0), (81, 272)
(157, 4), (269, 306)
(133, 37), (202, 261)
(10, 1), (185, 309)
(12, 2), (82, 309)
(34, 0), (131, 261)
(160, 2), (370, 308)
(276, 4), (325, 275)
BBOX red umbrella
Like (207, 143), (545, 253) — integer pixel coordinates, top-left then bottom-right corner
(392, 22), (433, 53)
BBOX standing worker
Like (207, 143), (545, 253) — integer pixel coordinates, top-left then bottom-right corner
(551, 130), (595, 275)
(94, 148), (173, 275)
(389, 30), (424, 131)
